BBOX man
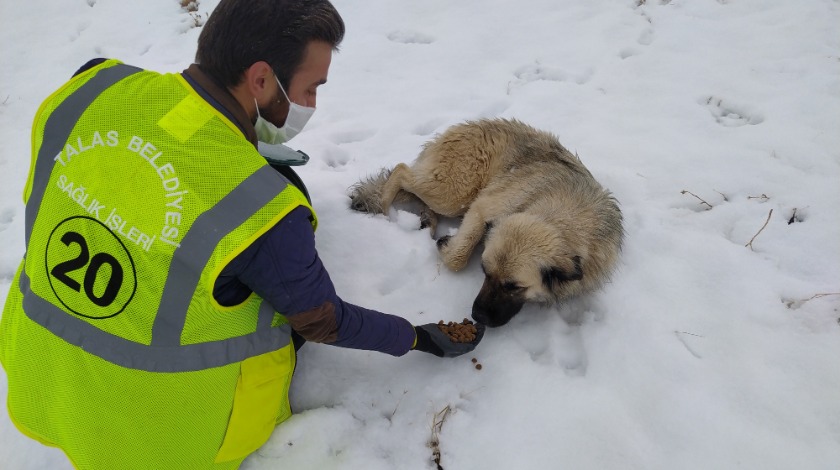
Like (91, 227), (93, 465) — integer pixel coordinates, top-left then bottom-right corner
(0, 1), (483, 468)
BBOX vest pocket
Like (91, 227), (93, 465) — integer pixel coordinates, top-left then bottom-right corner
(214, 344), (295, 463)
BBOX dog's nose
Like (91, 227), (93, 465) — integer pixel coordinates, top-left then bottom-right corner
(471, 310), (488, 325)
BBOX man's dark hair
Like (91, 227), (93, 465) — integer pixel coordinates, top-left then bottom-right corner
(196, 0), (345, 89)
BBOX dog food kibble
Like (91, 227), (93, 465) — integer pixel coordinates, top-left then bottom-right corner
(475, 363), (483, 370)
(437, 318), (478, 343)
(471, 357), (478, 364)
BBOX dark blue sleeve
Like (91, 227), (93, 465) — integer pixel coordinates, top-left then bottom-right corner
(72, 58), (108, 77)
(224, 205), (415, 356)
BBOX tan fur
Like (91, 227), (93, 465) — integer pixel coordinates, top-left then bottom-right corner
(349, 118), (624, 326)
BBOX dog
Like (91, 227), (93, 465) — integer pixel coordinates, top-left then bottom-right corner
(349, 118), (624, 327)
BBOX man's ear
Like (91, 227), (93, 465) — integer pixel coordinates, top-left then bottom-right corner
(227, 61), (278, 122)
(242, 61), (275, 104)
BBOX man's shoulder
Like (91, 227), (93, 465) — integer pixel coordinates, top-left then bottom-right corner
(72, 58), (110, 78)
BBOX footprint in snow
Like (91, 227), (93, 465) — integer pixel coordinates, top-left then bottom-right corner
(701, 95), (764, 127)
(508, 63), (591, 93)
(69, 21), (91, 42)
(637, 28), (654, 46)
(321, 146), (351, 169)
(329, 129), (376, 145)
(619, 47), (643, 59)
(514, 306), (589, 376)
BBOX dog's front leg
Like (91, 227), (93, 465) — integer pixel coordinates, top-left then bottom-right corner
(437, 205), (489, 271)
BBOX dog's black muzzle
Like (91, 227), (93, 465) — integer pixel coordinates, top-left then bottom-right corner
(471, 276), (526, 327)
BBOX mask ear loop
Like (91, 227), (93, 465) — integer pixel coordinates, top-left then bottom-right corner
(274, 75), (293, 105)
(254, 72), (285, 119)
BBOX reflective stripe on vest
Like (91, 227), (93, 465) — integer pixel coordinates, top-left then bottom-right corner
(21, 63), (291, 373)
(25, 65), (143, 248)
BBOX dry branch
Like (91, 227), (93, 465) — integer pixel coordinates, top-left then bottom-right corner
(745, 209), (773, 250)
(784, 292), (840, 309)
(429, 405), (451, 470)
(389, 390), (408, 420)
(788, 208), (798, 225)
(680, 190), (713, 210)
(799, 293), (840, 304)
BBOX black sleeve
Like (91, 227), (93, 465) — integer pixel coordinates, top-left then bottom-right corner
(72, 58), (108, 78)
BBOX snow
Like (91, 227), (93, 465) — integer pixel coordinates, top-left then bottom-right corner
(2, 0), (839, 468)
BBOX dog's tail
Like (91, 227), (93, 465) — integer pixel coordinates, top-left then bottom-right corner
(348, 168), (392, 213)
(348, 167), (422, 214)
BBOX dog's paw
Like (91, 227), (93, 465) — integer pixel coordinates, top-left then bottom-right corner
(437, 236), (471, 271)
(438, 243), (470, 272)
(444, 257), (469, 272)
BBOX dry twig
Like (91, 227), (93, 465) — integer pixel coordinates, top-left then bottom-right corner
(680, 190), (713, 210)
(674, 331), (703, 359)
(389, 390), (408, 420)
(798, 293), (840, 304)
(784, 292), (840, 309)
(745, 209), (773, 251)
(429, 405), (452, 470)
(788, 208), (798, 225)
(747, 193), (770, 202)
(807, 293), (840, 301)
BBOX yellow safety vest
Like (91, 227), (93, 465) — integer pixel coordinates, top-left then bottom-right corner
(0, 59), (317, 469)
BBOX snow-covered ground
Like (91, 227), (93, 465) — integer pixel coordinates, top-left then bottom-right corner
(1, 0), (839, 469)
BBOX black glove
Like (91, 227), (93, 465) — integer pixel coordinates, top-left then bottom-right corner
(412, 323), (485, 358)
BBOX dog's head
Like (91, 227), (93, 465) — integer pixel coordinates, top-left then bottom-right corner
(472, 214), (584, 327)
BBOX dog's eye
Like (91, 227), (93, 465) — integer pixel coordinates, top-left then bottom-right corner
(502, 282), (523, 292)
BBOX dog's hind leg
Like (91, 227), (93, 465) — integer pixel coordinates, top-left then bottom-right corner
(419, 207), (439, 237)
(379, 163), (415, 215)
(375, 163), (441, 236)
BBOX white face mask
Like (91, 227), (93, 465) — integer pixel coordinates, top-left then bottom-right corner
(254, 75), (315, 144)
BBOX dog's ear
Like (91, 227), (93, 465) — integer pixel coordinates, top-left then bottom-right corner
(541, 256), (583, 288)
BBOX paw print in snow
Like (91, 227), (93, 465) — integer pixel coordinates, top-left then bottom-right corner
(637, 28), (654, 46)
(330, 129), (376, 145)
(701, 96), (764, 127)
(508, 63), (591, 93)
(322, 146), (351, 169)
(513, 63), (567, 83)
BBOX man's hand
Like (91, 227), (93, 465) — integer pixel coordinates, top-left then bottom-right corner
(412, 322), (485, 358)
